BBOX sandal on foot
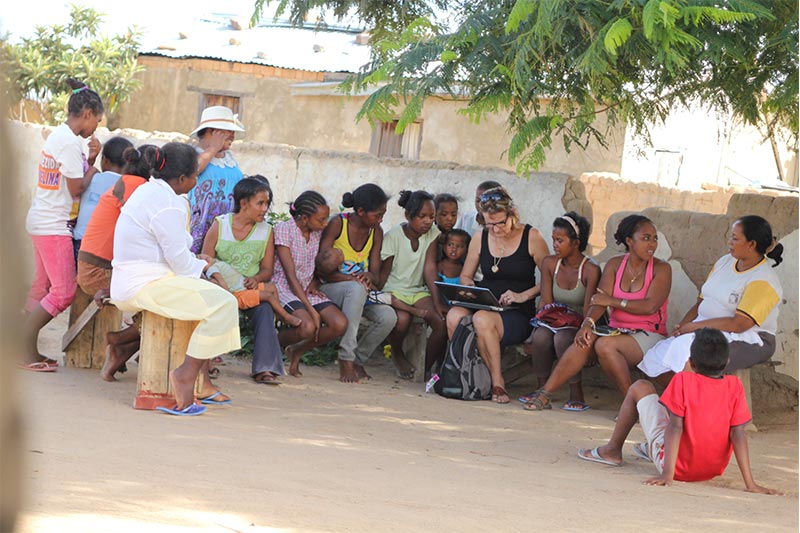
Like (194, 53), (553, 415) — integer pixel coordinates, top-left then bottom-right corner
(522, 389), (552, 411)
(491, 386), (510, 404)
(395, 368), (415, 380)
(632, 442), (652, 463)
(561, 400), (590, 412)
(208, 367), (221, 379)
(17, 361), (57, 373)
(199, 391), (232, 405)
(253, 372), (281, 385)
(156, 403), (207, 416)
(517, 391), (538, 404)
(577, 447), (622, 467)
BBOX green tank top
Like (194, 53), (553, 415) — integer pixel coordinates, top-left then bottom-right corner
(213, 213), (271, 278)
(552, 256), (589, 313)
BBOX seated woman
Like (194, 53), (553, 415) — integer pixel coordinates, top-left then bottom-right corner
(77, 144), (158, 381)
(201, 175), (294, 385)
(379, 190), (447, 379)
(271, 191), (348, 377)
(523, 214), (671, 410)
(639, 215), (783, 379)
(523, 212), (601, 411)
(318, 184), (397, 383)
(111, 142), (240, 416)
(445, 187), (549, 403)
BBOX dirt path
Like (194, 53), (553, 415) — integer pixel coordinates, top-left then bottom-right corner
(14, 315), (799, 532)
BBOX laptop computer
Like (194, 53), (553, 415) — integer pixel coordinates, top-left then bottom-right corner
(434, 282), (518, 312)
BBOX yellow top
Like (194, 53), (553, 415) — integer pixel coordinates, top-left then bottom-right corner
(332, 213), (374, 274)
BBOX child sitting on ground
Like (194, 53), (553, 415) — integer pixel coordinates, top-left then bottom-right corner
(577, 327), (780, 494)
(207, 259), (302, 327)
(437, 229), (470, 285)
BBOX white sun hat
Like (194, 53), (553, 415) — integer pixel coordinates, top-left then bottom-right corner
(190, 106), (246, 136)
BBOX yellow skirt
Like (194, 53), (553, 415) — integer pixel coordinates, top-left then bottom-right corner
(113, 274), (240, 360)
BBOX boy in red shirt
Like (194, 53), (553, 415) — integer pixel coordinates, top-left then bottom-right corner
(578, 327), (780, 494)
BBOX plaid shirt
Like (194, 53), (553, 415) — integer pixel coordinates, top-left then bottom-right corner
(271, 218), (330, 307)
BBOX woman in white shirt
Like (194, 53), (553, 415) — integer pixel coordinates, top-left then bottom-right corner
(639, 215), (784, 380)
(111, 142), (240, 416)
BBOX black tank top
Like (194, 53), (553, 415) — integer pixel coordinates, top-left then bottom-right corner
(479, 224), (537, 316)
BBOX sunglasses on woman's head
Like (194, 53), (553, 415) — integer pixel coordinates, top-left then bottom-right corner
(480, 192), (504, 203)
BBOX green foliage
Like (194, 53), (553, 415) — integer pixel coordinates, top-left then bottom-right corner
(266, 211), (291, 225)
(0, 4), (144, 124)
(253, 0), (798, 176)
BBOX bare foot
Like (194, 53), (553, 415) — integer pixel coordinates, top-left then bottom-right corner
(285, 344), (304, 377)
(338, 359), (360, 383)
(354, 364), (372, 381)
(391, 349), (415, 380)
(100, 339), (139, 382)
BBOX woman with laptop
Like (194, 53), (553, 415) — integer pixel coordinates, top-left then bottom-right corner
(444, 187), (549, 403)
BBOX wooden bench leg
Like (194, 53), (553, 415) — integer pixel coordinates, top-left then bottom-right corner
(733, 368), (757, 432)
(135, 311), (203, 410)
(403, 318), (427, 384)
(65, 291), (122, 369)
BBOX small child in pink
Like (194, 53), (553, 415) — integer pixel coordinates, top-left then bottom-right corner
(577, 328), (780, 494)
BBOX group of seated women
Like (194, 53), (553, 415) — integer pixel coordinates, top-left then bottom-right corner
(27, 100), (784, 417)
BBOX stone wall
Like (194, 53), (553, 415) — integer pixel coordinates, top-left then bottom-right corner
(9, 120), (798, 380)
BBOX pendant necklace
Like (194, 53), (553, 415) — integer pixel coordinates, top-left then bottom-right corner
(491, 246), (505, 273)
(626, 260), (646, 285)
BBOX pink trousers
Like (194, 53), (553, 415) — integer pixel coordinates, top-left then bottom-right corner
(26, 234), (76, 317)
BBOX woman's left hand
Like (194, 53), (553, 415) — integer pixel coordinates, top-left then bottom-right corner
(499, 290), (526, 306)
(243, 277), (259, 290)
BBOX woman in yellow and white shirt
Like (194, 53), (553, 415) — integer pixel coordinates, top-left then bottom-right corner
(639, 215), (783, 378)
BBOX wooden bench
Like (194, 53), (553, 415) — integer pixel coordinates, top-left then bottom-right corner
(134, 311), (206, 410)
(63, 290), (122, 369)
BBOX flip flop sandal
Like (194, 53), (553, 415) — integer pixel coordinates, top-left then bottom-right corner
(253, 373), (281, 385)
(199, 391), (232, 405)
(522, 389), (552, 411)
(18, 361), (57, 373)
(561, 400), (590, 412)
(577, 448), (622, 467)
(208, 367), (221, 379)
(518, 391), (538, 404)
(632, 442), (652, 462)
(491, 386), (510, 404)
(156, 403), (207, 416)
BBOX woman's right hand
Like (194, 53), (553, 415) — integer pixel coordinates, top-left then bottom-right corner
(575, 324), (596, 349)
(208, 129), (228, 154)
(309, 308), (322, 341)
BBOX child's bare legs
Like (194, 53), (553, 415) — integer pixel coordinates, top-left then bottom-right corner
(278, 306), (347, 377)
(390, 295), (428, 320)
(579, 380), (656, 464)
(388, 310), (415, 379)
(259, 284), (302, 327)
(101, 324), (141, 381)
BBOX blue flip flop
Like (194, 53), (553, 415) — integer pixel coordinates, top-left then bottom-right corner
(156, 403), (207, 416)
(561, 400), (590, 412)
(199, 391), (232, 405)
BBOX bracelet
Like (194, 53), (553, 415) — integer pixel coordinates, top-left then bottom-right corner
(620, 298), (628, 309)
(583, 317), (596, 328)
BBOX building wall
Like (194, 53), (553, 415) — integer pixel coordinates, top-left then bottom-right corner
(114, 56), (624, 176)
(9, 120), (797, 380)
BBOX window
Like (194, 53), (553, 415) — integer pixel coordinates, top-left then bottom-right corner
(369, 120), (422, 160)
(202, 93), (241, 115)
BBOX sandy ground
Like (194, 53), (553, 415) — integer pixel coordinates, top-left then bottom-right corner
(12, 314), (799, 532)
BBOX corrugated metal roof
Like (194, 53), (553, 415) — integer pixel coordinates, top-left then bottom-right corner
(140, 15), (372, 73)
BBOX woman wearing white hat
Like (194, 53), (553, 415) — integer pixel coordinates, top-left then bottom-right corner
(188, 106), (246, 254)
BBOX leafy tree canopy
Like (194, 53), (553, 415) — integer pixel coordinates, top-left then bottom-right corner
(1, 4), (144, 125)
(252, 0), (798, 174)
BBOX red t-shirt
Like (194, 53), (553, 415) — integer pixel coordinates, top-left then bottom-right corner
(80, 175), (147, 261)
(660, 372), (751, 482)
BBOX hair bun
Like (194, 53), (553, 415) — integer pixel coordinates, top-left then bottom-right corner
(341, 192), (354, 209)
(397, 190), (412, 208)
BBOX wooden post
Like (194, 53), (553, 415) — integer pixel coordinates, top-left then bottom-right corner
(134, 311), (203, 410)
(403, 318), (427, 383)
(65, 290), (122, 369)
(733, 368), (757, 432)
